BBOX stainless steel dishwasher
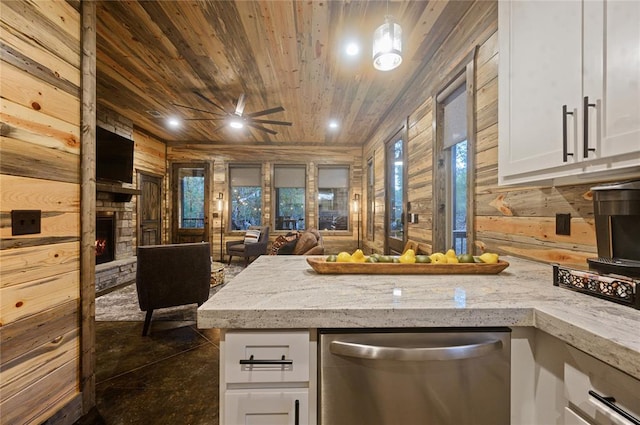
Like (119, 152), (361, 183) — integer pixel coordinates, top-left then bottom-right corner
(319, 328), (511, 425)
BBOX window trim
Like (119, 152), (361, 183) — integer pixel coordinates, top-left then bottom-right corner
(228, 163), (263, 231)
(366, 156), (375, 240)
(316, 164), (351, 233)
(433, 48), (477, 254)
(272, 164), (307, 232)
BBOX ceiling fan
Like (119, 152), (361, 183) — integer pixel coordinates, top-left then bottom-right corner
(173, 91), (292, 135)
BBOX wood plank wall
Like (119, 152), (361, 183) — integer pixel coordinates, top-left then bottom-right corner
(167, 144), (362, 257)
(361, 1), (636, 266)
(1, 1), (83, 423)
(132, 128), (169, 244)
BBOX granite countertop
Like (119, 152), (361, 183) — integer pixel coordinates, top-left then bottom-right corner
(197, 255), (640, 379)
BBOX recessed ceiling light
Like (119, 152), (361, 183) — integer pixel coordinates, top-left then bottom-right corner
(167, 117), (181, 128)
(345, 42), (360, 56)
(328, 120), (339, 129)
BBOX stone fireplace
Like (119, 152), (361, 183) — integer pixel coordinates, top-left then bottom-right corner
(95, 187), (138, 295)
(96, 212), (115, 264)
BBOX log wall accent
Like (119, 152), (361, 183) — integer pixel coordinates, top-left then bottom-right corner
(167, 143), (362, 257)
(1, 1), (83, 423)
(361, 2), (638, 266)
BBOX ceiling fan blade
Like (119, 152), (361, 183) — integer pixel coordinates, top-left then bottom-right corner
(183, 117), (226, 121)
(251, 118), (292, 126)
(172, 103), (225, 116)
(192, 91), (228, 114)
(235, 93), (246, 116)
(246, 106), (285, 118)
(247, 122), (278, 135)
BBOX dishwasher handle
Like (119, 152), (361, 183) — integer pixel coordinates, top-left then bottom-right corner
(329, 338), (503, 361)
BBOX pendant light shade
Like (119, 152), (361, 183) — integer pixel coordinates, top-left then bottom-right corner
(372, 15), (402, 71)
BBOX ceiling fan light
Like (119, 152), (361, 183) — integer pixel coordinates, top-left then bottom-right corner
(229, 116), (244, 129)
(373, 15), (402, 71)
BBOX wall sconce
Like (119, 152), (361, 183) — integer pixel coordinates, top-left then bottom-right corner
(217, 192), (224, 261)
(353, 194), (361, 249)
(372, 15), (402, 71)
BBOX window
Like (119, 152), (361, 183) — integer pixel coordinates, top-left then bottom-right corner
(229, 165), (262, 230)
(433, 60), (476, 255)
(178, 167), (205, 229)
(443, 84), (468, 253)
(274, 165), (306, 231)
(317, 166), (349, 231)
(366, 158), (374, 238)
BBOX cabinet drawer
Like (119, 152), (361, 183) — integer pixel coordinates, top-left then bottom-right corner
(225, 330), (310, 383)
(225, 389), (309, 425)
(564, 347), (640, 425)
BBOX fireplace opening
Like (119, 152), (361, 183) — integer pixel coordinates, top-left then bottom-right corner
(96, 213), (115, 264)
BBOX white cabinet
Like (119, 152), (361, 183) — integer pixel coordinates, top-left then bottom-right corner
(498, 0), (640, 186)
(220, 330), (316, 425)
(225, 390), (309, 425)
(511, 328), (640, 425)
(564, 345), (640, 425)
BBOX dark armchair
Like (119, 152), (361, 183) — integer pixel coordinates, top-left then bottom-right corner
(136, 242), (211, 336)
(226, 225), (270, 266)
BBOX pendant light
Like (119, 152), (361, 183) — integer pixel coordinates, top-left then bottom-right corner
(372, 12), (402, 71)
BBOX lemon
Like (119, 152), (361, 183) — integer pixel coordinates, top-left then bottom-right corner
(445, 249), (457, 258)
(351, 249), (366, 263)
(336, 252), (353, 262)
(399, 253), (416, 264)
(404, 249), (416, 258)
(430, 252), (447, 264)
(478, 253), (499, 264)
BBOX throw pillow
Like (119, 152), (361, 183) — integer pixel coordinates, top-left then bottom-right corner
(243, 229), (261, 244)
(276, 238), (299, 255)
(270, 232), (300, 255)
(270, 235), (289, 255)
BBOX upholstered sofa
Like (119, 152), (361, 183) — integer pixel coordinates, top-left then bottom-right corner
(271, 228), (324, 255)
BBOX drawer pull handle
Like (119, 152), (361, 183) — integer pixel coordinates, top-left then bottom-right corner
(589, 390), (640, 425)
(239, 354), (293, 365)
(294, 399), (300, 425)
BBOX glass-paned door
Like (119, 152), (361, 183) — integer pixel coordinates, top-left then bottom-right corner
(450, 140), (468, 253)
(385, 130), (406, 254)
(172, 163), (210, 243)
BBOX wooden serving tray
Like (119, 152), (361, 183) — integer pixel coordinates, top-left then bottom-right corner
(306, 257), (509, 275)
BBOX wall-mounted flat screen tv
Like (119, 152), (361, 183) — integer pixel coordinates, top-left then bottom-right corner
(96, 126), (134, 183)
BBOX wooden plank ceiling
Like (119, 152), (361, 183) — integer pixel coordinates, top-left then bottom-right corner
(96, 0), (473, 146)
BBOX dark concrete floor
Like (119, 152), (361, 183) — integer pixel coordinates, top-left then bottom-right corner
(80, 321), (220, 425)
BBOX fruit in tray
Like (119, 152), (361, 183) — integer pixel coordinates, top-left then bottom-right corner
(325, 249), (500, 264)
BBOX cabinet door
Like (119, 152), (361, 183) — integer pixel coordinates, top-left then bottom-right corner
(564, 407), (592, 425)
(225, 331), (310, 384)
(583, 0), (640, 160)
(498, 0), (582, 179)
(225, 390), (308, 425)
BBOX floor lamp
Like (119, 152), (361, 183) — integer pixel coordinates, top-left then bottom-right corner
(353, 194), (361, 249)
(217, 192), (224, 262)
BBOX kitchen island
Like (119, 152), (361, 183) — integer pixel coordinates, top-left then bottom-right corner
(198, 255), (640, 424)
